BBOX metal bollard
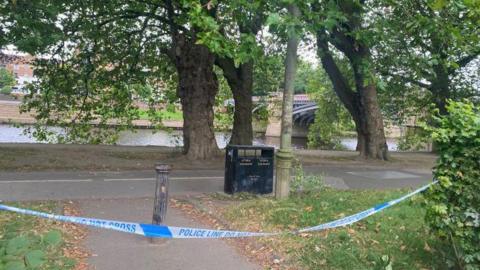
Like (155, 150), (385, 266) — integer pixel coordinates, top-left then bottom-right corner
(151, 163), (170, 243)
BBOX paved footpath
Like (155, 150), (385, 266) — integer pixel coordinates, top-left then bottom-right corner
(0, 166), (432, 201)
(81, 198), (259, 270)
(0, 165), (433, 270)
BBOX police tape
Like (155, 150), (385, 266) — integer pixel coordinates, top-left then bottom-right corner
(0, 181), (436, 239)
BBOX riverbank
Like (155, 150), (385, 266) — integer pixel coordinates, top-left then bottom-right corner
(0, 143), (436, 172)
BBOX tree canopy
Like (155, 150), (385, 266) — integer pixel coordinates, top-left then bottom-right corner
(0, 0), (478, 161)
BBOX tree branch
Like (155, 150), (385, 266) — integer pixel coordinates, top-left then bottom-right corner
(316, 29), (357, 113)
(215, 57), (240, 87)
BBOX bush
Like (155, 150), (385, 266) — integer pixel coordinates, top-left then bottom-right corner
(424, 101), (480, 269)
(0, 67), (15, 95)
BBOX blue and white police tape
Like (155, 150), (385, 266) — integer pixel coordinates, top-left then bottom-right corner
(0, 181), (436, 239)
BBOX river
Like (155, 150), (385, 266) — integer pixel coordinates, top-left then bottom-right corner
(0, 124), (398, 150)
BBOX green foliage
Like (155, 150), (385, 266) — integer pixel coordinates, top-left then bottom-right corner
(2, 1), (181, 144)
(42, 230), (62, 247)
(0, 1), (64, 54)
(304, 63), (354, 150)
(374, 0), (480, 113)
(424, 100), (480, 269)
(213, 67), (234, 131)
(186, 0), (269, 66)
(24, 250), (45, 268)
(0, 203), (74, 270)
(397, 128), (431, 151)
(253, 52), (284, 96)
(0, 68), (15, 95)
(290, 163), (324, 193)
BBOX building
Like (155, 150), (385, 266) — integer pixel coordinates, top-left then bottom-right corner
(0, 53), (35, 94)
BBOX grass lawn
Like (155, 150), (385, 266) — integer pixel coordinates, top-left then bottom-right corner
(137, 109), (183, 121)
(221, 187), (449, 270)
(0, 202), (84, 270)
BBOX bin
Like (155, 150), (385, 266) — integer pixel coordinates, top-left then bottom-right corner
(224, 145), (274, 194)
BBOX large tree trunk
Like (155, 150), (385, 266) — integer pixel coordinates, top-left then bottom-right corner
(353, 85), (389, 160)
(171, 34), (220, 159)
(216, 58), (254, 145)
(316, 33), (388, 160)
(230, 68), (253, 145)
(430, 64), (451, 115)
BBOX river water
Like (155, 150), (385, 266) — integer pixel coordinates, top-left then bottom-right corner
(0, 124), (398, 150)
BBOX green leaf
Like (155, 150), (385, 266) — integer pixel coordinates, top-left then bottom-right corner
(6, 237), (30, 256)
(431, 0), (448, 10)
(25, 250), (45, 268)
(4, 261), (26, 270)
(43, 230), (62, 247)
(266, 13), (281, 26)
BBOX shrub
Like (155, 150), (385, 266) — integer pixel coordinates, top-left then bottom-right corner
(424, 100), (480, 269)
(0, 67), (15, 95)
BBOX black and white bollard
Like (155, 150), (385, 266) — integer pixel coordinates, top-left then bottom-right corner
(151, 163), (170, 243)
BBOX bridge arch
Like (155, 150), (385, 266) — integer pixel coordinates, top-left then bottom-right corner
(292, 103), (318, 126)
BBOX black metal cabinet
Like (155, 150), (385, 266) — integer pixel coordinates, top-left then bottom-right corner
(224, 145), (274, 194)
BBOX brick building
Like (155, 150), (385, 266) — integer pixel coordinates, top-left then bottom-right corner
(0, 53), (35, 94)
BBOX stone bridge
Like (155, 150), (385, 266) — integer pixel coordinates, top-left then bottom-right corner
(264, 94), (317, 138)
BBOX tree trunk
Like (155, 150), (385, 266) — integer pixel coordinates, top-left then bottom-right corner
(353, 85), (389, 160)
(430, 64), (451, 115)
(230, 73), (253, 145)
(316, 33), (388, 160)
(216, 58), (253, 145)
(171, 34), (220, 159)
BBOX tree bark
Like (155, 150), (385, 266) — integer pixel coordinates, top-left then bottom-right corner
(216, 58), (253, 145)
(353, 84), (389, 160)
(170, 34), (220, 159)
(430, 64), (451, 115)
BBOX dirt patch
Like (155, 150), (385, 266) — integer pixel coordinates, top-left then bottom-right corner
(60, 201), (90, 270)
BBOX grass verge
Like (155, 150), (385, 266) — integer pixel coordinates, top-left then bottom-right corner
(220, 188), (449, 270)
(137, 109), (183, 121)
(0, 202), (87, 270)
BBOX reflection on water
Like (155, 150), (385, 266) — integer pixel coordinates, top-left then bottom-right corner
(0, 124), (398, 151)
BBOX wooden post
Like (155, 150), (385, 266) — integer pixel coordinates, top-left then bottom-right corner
(151, 163), (170, 243)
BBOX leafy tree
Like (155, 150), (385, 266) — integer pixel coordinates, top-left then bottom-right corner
(305, 0), (389, 160)
(0, 68), (15, 95)
(187, 0), (278, 145)
(303, 62), (354, 149)
(252, 41), (285, 96)
(375, 0), (480, 115)
(212, 1), (270, 145)
(3, 0), (225, 159)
